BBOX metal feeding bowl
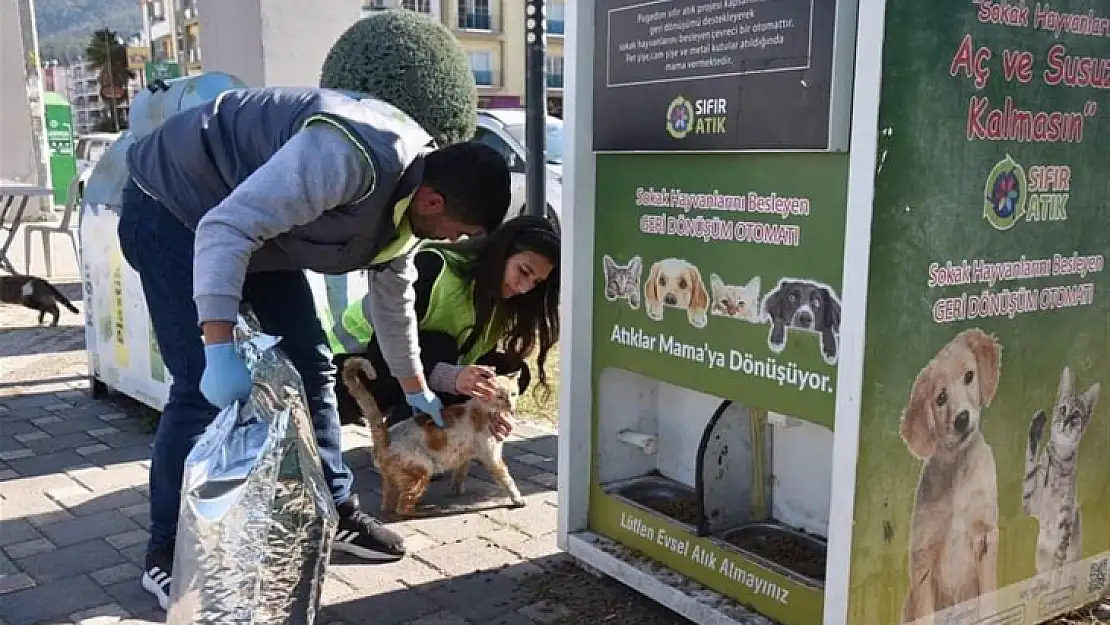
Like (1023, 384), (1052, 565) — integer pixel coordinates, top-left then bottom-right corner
(609, 474), (701, 528)
(717, 522), (827, 588)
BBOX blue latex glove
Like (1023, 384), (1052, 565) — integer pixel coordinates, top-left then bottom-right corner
(405, 389), (445, 428)
(200, 342), (253, 409)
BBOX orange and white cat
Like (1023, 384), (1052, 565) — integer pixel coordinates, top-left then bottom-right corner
(341, 357), (526, 516)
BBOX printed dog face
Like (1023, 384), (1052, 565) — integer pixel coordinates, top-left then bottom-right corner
(644, 258), (709, 328)
(900, 329), (1001, 459)
(762, 279), (842, 363)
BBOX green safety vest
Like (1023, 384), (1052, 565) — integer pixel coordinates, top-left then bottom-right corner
(331, 248), (500, 365)
(319, 192), (420, 351)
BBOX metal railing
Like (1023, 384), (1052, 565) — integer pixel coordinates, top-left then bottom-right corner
(457, 11), (500, 31)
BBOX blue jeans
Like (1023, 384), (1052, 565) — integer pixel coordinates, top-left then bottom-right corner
(117, 179), (353, 555)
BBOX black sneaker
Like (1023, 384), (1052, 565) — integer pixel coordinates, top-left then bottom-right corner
(141, 548), (173, 610)
(333, 495), (406, 561)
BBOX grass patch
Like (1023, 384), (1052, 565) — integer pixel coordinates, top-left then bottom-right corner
(516, 343), (561, 426)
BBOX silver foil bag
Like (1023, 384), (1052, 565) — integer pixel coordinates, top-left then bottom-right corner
(167, 314), (339, 625)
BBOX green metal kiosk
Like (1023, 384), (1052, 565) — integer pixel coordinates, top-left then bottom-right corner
(42, 91), (77, 207)
(556, 0), (1110, 623)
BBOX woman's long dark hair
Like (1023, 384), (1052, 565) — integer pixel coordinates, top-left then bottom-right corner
(432, 215), (560, 392)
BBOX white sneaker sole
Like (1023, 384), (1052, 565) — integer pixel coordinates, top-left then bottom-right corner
(141, 572), (170, 611)
(332, 540), (406, 562)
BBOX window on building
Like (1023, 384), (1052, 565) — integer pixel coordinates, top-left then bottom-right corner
(148, 0), (166, 22)
(468, 50), (495, 86)
(458, 0), (493, 30)
(548, 1), (565, 35)
(402, 0), (432, 11)
(545, 55), (564, 89)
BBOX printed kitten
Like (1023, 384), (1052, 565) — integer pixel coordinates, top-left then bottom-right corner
(710, 274), (762, 322)
(341, 357), (526, 515)
(1022, 366), (1100, 574)
(0, 275), (79, 326)
(602, 254), (642, 310)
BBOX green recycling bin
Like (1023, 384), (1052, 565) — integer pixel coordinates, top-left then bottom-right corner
(43, 92), (77, 207)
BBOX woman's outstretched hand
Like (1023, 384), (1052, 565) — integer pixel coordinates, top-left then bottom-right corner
(456, 365), (497, 400)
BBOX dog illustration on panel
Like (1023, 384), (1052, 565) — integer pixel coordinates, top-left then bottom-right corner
(899, 328), (1001, 624)
(761, 278), (841, 364)
(644, 258), (709, 328)
(602, 254), (642, 310)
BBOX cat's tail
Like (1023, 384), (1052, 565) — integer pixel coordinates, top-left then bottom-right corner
(45, 282), (79, 314)
(341, 357), (390, 454)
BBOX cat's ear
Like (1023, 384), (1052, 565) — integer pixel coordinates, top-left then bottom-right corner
(603, 255), (615, 271)
(630, 256), (642, 274)
(1080, 382), (1101, 421)
(1058, 366), (1074, 399)
(747, 276), (761, 293)
(711, 273), (724, 291)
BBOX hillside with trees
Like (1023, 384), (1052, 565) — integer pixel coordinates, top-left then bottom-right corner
(34, 0), (142, 63)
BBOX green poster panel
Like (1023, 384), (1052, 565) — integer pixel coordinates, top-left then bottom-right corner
(592, 152), (848, 429)
(588, 151), (849, 625)
(848, 1), (1110, 624)
(145, 61), (182, 83)
(43, 92), (76, 206)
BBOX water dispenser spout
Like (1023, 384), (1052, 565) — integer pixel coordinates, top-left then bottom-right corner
(617, 429), (658, 455)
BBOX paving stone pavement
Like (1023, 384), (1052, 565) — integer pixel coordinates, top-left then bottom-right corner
(1, 281), (691, 625)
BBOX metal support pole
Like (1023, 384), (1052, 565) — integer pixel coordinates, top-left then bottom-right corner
(524, 0), (547, 218)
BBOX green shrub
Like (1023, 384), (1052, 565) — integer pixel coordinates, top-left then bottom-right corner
(320, 10), (477, 146)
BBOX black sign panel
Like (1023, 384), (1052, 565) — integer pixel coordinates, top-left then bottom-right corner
(593, 0), (836, 151)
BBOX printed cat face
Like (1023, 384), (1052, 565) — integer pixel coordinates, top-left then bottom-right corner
(710, 274), (761, 322)
(1051, 366), (1101, 449)
(602, 255), (642, 309)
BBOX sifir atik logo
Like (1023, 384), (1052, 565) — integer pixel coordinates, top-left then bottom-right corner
(665, 96), (729, 140)
(983, 155), (1071, 231)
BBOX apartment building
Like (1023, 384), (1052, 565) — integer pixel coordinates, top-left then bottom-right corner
(136, 0), (565, 114)
(139, 0), (197, 78)
(362, 0), (566, 114)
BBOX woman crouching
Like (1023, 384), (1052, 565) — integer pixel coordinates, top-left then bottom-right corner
(332, 215), (560, 437)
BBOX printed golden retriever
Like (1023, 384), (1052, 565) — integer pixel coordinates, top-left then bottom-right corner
(644, 258), (709, 328)
(899, 328), (1001, 624)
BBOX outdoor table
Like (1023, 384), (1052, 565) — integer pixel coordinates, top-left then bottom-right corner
(0, 180), (53, 274)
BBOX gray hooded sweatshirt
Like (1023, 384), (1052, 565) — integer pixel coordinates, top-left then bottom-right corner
(126, 87), (434, 379)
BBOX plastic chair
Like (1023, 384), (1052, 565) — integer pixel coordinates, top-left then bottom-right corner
(24, 176), (82, 277)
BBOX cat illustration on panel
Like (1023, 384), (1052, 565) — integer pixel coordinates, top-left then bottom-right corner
(1023, 366), (1101, 576)
(710, 274), (763, 324)
(602, 254), (642, 310)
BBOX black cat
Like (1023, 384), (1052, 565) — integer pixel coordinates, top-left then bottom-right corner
(0, 275), (80, 327)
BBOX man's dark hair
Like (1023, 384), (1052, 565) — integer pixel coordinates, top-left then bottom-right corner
(422, 141), (511, 233)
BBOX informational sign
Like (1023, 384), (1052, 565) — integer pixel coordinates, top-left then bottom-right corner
(593, 152), (847, 428)
(847, 0), (1110, 623)
(145, 61), (182, 83)
(593, 0), (837, 151)
(128, 47), (151, 75)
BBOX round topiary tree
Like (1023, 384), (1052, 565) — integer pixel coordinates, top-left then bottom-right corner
(320, 10), (477, 146)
